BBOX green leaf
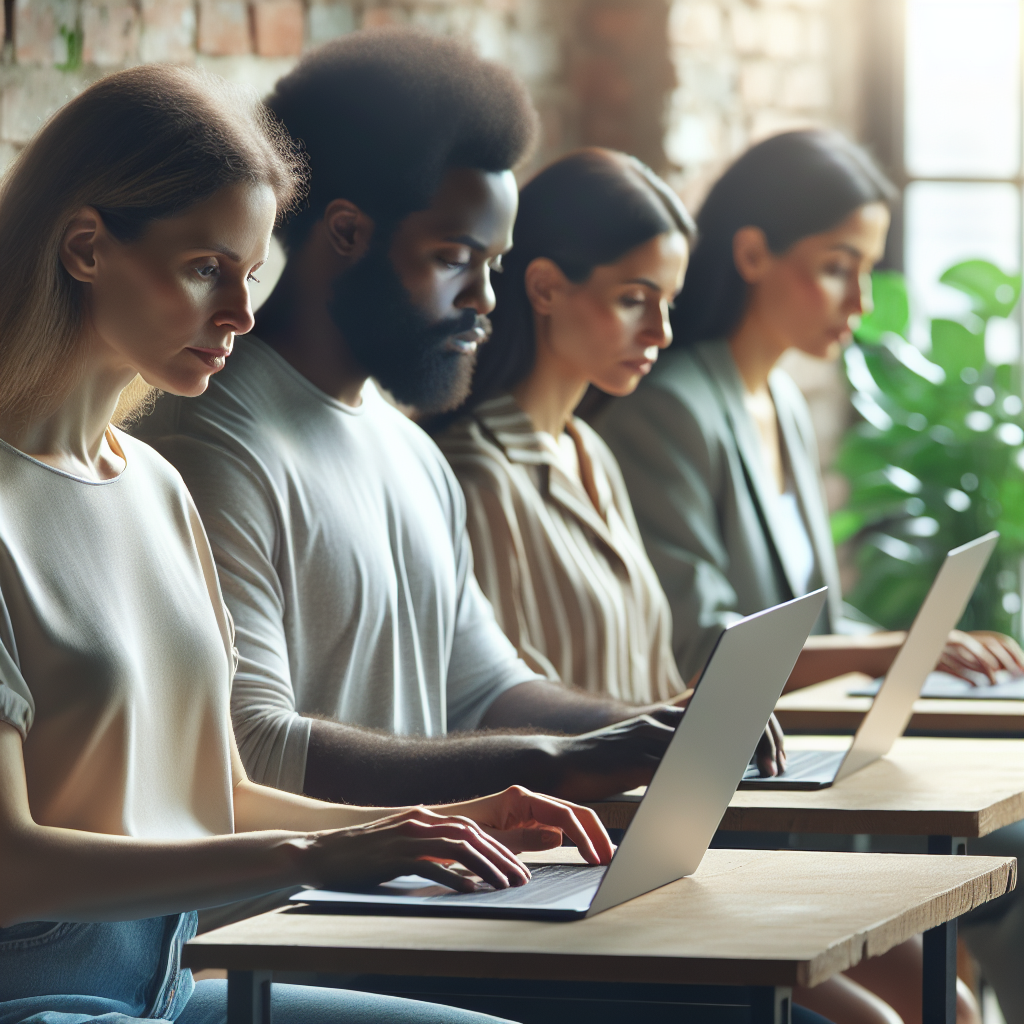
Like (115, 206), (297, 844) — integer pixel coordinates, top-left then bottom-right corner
(831, 509), (863, 545)
(940, 260), (1021, 320)
(855, 271), (909, 343)
(929, 318), (985, 377)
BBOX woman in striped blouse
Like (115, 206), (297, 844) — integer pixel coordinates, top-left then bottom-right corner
(434, 149), (698, 707)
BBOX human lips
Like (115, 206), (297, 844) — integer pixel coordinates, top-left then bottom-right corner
(186, 345), (233, 370)
(622, 350), (659, 375)
(443, 324), (488, 355)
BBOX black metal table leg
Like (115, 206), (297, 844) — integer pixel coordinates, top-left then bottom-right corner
(227, 970), (272, 1024)
(922, 835), (966, 1024)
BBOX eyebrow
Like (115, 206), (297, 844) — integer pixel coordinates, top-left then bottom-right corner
(624, 277), (661, 290)
(828, 243), (864, 259)
(444, 234), (488, 252)
(189, 245), (269, 266)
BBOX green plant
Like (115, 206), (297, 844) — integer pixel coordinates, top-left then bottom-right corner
(57, 23), (83, 72)
(833, 260), (1024, 636)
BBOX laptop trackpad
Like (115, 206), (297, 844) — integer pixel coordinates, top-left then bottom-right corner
(739, 749), (846, 789)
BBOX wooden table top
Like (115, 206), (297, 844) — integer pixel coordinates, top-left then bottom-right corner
(775, 673), (1024, 736)
(591, 736), (1024, 836)
(183, 847), (1014, 990)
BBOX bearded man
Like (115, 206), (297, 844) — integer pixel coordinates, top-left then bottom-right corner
(136, 28), (783, 810)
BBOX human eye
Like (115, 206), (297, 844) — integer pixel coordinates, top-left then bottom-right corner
(193, 260), (219, 281)
(247, 272), (261, 284)
(490, 255), (504, 274)
(436, 247), (473, 272)
(618, 292), (647, 309)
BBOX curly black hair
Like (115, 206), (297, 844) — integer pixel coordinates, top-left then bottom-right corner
(266, 27), (539, 250)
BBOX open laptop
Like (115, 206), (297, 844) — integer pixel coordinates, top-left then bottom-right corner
(291, 588), (827, 921)
(740, 531), (998, 791)
(848, 671), (1024, 700)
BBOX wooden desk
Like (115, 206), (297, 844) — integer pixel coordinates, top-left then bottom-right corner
(591, 736), (1024, 837)
(184, 847), (1015, 1024)
(775, 673), (1024, 736)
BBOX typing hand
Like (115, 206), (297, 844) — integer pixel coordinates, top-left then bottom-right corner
(753, 713), (786, 777)
(442, 785), (614, 865)
(937, 630), (1024, 685)
(304, 807), (532, 893)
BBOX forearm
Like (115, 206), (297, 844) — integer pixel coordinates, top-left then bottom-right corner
(303, 717), (560, 805)
(480, 680), (637, 733)
(784, 632), (907, 692)
(0, 819), (309, 927)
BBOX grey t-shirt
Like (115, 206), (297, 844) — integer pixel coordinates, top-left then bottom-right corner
(134, 336), (536, 794)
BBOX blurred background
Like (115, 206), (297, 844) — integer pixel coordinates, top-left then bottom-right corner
(5, 0), (1024, 635)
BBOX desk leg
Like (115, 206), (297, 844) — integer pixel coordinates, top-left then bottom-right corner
(751, 985), (793, 1024)
(227, 970), (272, 1024)
(922, 835), (966, 1024)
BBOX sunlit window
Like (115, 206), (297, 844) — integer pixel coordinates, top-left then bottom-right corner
(902, 0), (1023, 360)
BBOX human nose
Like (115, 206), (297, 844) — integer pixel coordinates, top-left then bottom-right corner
(849, 271), (871, 318)
(213, 279), (256, 337)
(459, 264), (497, 317)
(645, 301), (673, 348)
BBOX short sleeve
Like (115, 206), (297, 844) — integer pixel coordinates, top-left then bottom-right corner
(0, 593), (34, 738)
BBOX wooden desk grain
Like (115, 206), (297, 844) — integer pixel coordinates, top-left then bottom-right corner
(591, 736), (1024, 835)
(183, 848), (1015, 990)
(775, 673), (1024, 736)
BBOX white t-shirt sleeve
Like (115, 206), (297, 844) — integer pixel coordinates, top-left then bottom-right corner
(444, 475), (541, 732)
(150, 434), (311, 794)
(0, 593), (33, 738)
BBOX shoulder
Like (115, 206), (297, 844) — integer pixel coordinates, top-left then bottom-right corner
(436, 415), (514, 484)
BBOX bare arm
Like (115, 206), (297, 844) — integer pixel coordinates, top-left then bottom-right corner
(303, 680), (685, 806)
(0, 722), (611, 928)
(784, 629), (1024, 692)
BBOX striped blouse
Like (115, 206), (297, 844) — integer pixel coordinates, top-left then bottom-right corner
(436, 394), (685, 704)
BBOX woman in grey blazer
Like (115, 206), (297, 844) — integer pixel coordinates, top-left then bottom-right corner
(595, 129), (1024, 1024)
(595, 130), (1024, 691)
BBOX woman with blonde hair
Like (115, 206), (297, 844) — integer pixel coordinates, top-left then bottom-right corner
(0, 65), (609, 1023)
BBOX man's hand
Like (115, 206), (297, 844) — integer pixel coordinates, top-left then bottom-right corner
(938, 630), (1024, 684)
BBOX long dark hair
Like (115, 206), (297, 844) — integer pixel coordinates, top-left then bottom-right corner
(435, 148), (695, 428)
(672, 129), (896, 347)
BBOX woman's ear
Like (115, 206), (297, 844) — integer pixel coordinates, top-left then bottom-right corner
(60, 207), (105, 284)
(732, 226), (773, 285)
(323, 198), (375, 266)
(524, 257), (568, 316)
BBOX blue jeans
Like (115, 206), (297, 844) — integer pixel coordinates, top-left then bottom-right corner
(0, 913), (509, 1023)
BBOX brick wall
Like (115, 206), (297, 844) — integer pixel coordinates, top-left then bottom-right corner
(3, 0), (864, 189)
(3, 0), (861, 509)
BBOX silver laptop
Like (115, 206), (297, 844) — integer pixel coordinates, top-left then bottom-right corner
(740, 532), (998, 791)
(291, 588), (827, 921)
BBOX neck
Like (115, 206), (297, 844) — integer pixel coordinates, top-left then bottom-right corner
(728, 307), (789, 396)
(256, 231), (368, 407)
(511, 320), (588, 436)
(0, 335), (134, 481)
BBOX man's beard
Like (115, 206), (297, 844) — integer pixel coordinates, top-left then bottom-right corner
(329, 243), (484, 415)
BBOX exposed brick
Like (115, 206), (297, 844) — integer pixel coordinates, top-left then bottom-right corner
(780, 62), (829, 110)
(729, 4), (763, 56)
(140, 0), (196, 62)
(670, 1), (722, 48)
(15, 0), (78, 65)
(750, 107), (814, 142)
(197, 0), (251, 56)
(82, 3), (140, 66)
(763, 8), (804, 60)
(362, 8), (406, 29)
(739, 60), (779, 106)
(308, 2), (356, 45)
(252, 0), (304, 57)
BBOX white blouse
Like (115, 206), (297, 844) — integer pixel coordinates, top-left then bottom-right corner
(0, 429), (235, 839)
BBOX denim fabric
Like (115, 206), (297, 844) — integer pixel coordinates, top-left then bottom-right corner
(178, 981), (512, 1024)
(0, 913), (196, 1024)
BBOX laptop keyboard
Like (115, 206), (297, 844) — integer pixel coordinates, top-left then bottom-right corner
(431, 864), (605, 906)
(742, 749), (846, 783)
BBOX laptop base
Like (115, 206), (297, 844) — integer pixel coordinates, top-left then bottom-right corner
(291, 864), (604, 921)
(739, 749), (846, 790)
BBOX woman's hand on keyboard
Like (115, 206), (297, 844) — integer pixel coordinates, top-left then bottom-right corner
(440, 785), (615, 865)
(302, 806), (532, 893)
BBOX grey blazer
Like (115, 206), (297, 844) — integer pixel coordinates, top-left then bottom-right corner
(593, 339), (844, 681)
